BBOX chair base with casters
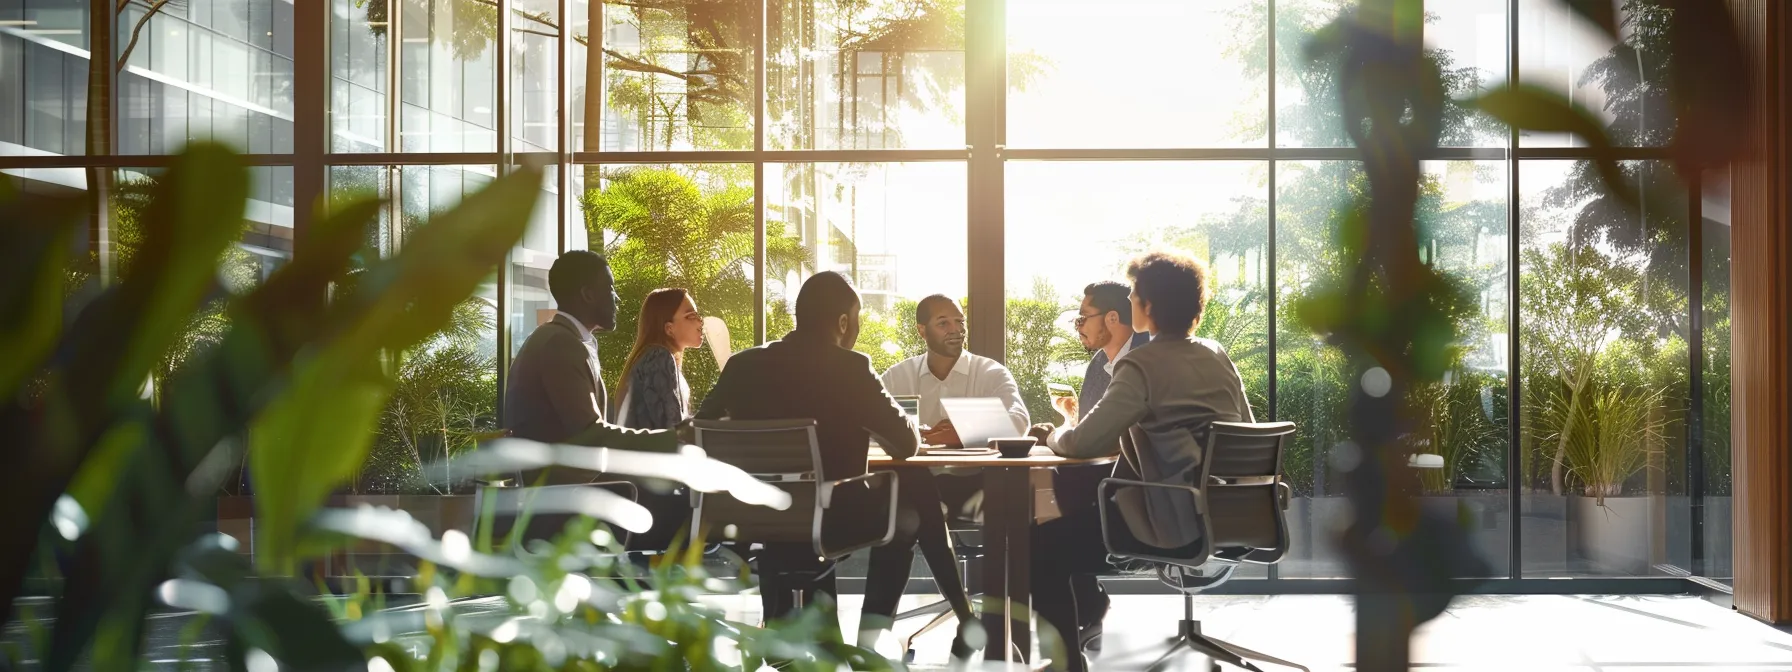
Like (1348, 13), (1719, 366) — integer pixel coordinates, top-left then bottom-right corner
(1135, 564), (1307, 672)
(1097, 421), (1308, 672)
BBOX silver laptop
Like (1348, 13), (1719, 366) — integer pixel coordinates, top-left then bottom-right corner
(939, 397), (1024, 450)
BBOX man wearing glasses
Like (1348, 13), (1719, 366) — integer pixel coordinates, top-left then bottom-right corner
(1047, 279), (1150, 655)
(1060, 281), (1152, 421)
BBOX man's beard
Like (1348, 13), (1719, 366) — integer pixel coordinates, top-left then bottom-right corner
(1082, 325), (1110, 352)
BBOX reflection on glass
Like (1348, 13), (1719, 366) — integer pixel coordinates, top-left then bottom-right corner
(399, 0), (498, 152)
(339, 165), (503, 495)
(582, 164), (753, 410)
(331, 0), (390, 152)
(116, 0), (295, 154)
(0, 1), (91, 154)
(510, 166), (560, 358)
(768, 0), (965, 150)
(767, 162), (966, 373)
(1425, 0), (1508, 147)
(1700, 167), (1732, 582)
(103, 166), (291, 408)
(1516, 0), (1671, 147)
(1009, 0), (1264, 148)
(594, 2), (755, 151)
(512, 0), (558, 153)
(1518, 160), (1687, 577)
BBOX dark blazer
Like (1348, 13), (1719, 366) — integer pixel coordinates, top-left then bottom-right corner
(1078, 330), (1153, 421)
(695, 329), (920, 481)
(504, 314), (675, 481)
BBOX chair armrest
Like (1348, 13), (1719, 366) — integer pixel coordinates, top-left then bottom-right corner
(1097, 478), (1204, 515)
(1277, 481), (1292, 511)
(818, 471), (895, 509)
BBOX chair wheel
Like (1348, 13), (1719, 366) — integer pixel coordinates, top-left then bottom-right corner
(1209, 664), (1222, 672)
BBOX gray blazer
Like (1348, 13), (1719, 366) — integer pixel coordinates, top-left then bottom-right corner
(1049, 335), (1254, 547)
(503, 314), (675, 482)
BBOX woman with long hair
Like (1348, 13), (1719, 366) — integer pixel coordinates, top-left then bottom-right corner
(615, 288), (704, 430)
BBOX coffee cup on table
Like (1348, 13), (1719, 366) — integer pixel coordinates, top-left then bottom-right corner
(990, 436), (1038, 459)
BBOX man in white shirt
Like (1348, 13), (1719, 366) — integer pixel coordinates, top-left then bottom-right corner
(881, 295), (1030, 444)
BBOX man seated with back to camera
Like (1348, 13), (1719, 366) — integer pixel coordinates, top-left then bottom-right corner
(1025, 252), (1256, 672)
(695, 272), (978, 658)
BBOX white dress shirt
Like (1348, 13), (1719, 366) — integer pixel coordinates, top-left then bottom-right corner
(1104, 333), (1139, 377)
(881, 351), (1030, 435)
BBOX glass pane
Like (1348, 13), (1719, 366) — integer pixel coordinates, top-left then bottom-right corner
(1700, 167), (1731, 583)
(331, 0), (390, 152)
(341, 165), (501, 496)
(5, 168), (100, 321)
(766, 162), (967, 374)
(105, 165), (291, 407)
(1273, 160), (1512, 578)
(1277, 0), (1505, 148)
(1007, 0), (1266, 148)
(1516, 0), (1671, 147)
(399, 0), (498, 152)
(1007, 160), (1270, 578)
(768, 0), (965, 150)
(590, 1), (756, 151)
(0, 0), (91, 155)
(582, 163), (754, 412)
(1519, 159), (1688, 577)
(1427, 0), (1509, 148)
(116, 0), (294, 154)
(509, 165), (559, 359)
(512, 0), (557, 153)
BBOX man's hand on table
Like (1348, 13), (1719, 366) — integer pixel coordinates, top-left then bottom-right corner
(921, 419), (962, 448)
(1027, 423), (1055, 446)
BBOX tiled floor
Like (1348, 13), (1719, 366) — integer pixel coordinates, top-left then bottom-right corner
(13, 592), (1788, 670)
(810, 593), (1792, 671)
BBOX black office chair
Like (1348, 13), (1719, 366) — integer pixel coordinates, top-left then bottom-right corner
(1097, 421), (1308, 672)
(691, 419), (900, 613)
(473, 479), (646, 548)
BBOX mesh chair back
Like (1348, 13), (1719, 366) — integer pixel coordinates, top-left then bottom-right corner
(691, 419), (897, 559)
(691, 419), (821, 476)
(1100, 421), (1296, 570)
(1201, 422), (1295, 563)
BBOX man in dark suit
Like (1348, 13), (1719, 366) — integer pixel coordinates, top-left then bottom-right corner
(697, 272), (973, 656)
(504, 250), (677, 482)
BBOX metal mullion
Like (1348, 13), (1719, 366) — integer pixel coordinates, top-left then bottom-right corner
(1512, 146), (1673, 160)
(0, 154), (301, 169)
(1506, 0), (1523, 581)
(1000, 147), (1509, 161)
(326, 151), (506, 165)
(495, 0), (513, 426)
(293, 0), (326, 244)
(1688, 170), (1706, 578)
(571, 149), (970, 164)
(753, 0), (766, 345)
(965, 0), (1004, 364)
(558, 0), (572, 254)
(1266, 0), (1279, 583)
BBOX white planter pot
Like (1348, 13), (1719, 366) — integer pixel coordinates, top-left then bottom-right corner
(1569, 495), (1651, 576)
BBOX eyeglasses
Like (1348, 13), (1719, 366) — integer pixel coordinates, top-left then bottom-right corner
(1073, 312), (1109, 328)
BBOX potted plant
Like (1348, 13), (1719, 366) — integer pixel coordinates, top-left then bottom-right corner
(1549, 380), (1669, 575)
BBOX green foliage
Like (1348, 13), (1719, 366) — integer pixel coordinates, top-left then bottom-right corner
(1545, 382), (1669, 502)
(584, 166), (811, 412)
(0, 144), (542, 667)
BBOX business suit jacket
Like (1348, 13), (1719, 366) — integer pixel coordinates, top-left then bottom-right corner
(504, 314), (675, 483)
(695, 329), (921, 481)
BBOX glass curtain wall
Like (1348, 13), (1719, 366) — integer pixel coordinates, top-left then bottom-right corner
(0, 0), (1733, 588)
